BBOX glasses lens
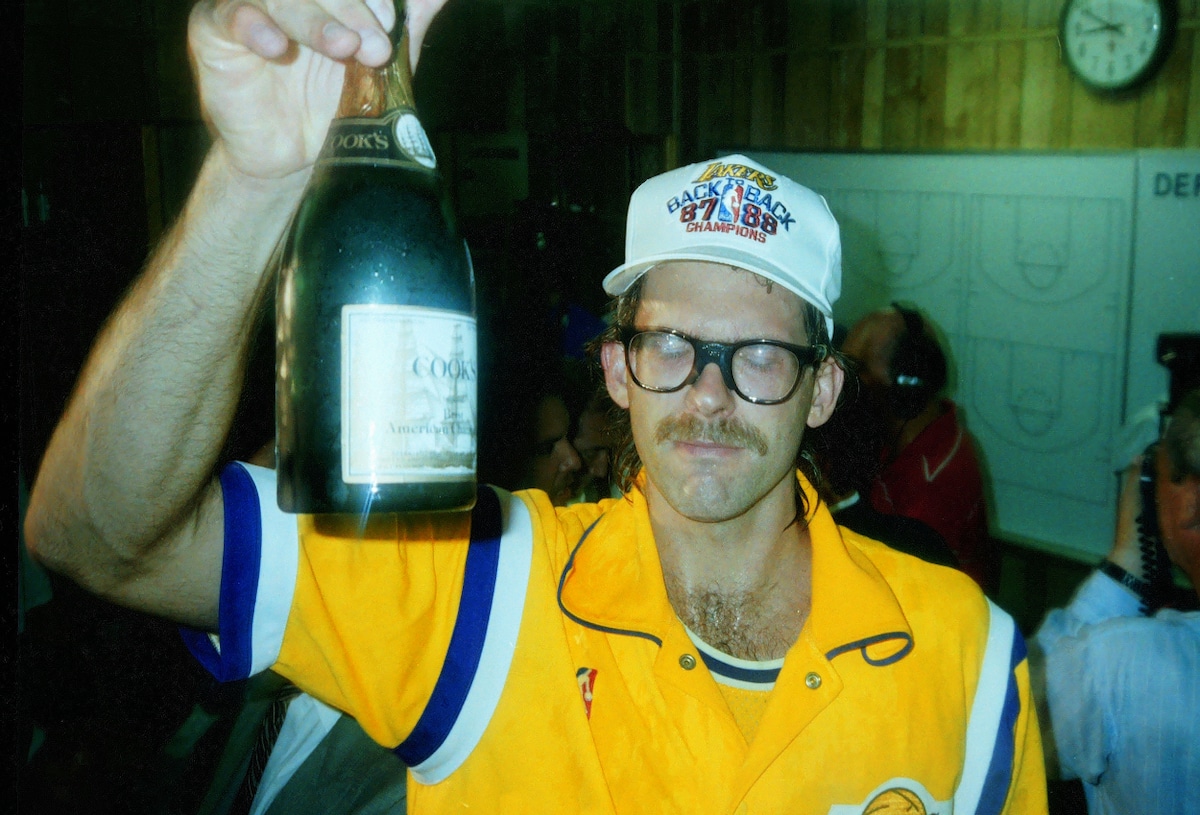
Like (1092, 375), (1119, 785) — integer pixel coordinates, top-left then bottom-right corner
(733, 343), (801, 401)
(629, 331), (694, 390)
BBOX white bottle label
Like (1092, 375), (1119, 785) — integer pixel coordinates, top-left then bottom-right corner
(342, 305), (477, 484)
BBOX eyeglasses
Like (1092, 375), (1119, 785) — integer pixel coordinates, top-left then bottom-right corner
(620, 327), (826, 405)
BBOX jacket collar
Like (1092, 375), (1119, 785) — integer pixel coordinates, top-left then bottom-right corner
(558, 472), (914, 663)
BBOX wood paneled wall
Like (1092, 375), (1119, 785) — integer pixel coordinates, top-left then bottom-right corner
(25, 1), (1197, 163)
(617, 0), (1200, 159)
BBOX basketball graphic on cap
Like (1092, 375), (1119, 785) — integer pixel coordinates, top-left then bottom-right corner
(863, 787), (927, 815)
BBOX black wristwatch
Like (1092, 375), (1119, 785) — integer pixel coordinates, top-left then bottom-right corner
(1098, 560), (1153, 611)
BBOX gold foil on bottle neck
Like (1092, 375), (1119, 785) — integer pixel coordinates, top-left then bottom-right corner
(336, 29), (416, 119)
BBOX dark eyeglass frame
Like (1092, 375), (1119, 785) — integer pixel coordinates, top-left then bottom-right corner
(619, 326), (827, 405)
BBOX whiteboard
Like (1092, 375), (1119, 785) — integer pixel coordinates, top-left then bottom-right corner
(741, 150), (1200, 562)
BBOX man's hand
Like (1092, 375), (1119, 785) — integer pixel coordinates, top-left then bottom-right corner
(188, 0), (448, 180)
(25, 0), (454, 629)
(1108, 457), (1149, 579)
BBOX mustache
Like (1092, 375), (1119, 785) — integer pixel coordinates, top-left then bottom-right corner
(654, 414), (769, 456)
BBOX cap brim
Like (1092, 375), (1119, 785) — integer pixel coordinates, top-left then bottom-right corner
(602, 247), (834, 336)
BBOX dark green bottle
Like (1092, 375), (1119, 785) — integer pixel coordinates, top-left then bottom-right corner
(276, 7), (476, 515)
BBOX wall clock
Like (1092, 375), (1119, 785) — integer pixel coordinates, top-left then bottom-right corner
(1059, 0), (1176, 93)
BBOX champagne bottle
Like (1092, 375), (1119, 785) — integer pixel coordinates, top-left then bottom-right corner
(276, 8), (477, 515)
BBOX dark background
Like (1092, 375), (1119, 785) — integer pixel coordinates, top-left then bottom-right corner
(17, 0), (1200, 812)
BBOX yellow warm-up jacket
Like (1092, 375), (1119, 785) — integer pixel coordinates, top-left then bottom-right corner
(185, 463), (1047, 814)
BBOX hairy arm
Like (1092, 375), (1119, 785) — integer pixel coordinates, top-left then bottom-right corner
(24, 149), (307, 629)
(24, 0), (447, 630)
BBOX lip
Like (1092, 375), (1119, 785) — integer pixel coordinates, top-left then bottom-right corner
(674, 440), (743, 456)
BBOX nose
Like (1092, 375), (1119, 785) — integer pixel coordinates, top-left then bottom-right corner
(686, 361), (737, 415)
(589, 449), (609, 479)
(556, 439), (582, 473)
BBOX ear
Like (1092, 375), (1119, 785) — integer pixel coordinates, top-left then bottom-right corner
(806, 357), (844, 429)
(601, 341), (632, 410)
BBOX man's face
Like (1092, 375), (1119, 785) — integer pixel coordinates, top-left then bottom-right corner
(1155, 443), (1200, 584)
(528, 394), (582, 507)
(572, 405), (613, 502)
(841, 309), (904, 390)
(601, 261), (841, 523)
(840, 309), (908, 425)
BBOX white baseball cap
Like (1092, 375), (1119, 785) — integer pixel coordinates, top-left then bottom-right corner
(603, 154), (841, 336)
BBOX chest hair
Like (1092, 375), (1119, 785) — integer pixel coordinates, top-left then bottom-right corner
(667, 580), (807, 661)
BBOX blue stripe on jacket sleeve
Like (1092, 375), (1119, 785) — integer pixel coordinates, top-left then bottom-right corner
(394, 486), (502, 766)
(975, 630), (1027, 815)
(179, 462), (263, 682)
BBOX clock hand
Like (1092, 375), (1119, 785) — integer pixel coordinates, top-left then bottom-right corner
(1081, 7), (1128, 34)
(1081, 8), (1116, 27)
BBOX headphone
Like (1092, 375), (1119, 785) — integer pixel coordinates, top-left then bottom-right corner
(887, 302), (947, 421)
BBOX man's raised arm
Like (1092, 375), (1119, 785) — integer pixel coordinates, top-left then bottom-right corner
(24, 0), (445, 630)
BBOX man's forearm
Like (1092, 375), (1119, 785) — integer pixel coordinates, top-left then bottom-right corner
(25, 143), (309, 621)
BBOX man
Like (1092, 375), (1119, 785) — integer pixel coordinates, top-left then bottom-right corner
(809, 381), (958, 570)
(570, 390), (616, 503)
(478, 351), (584, 508)
(563, 358), (618, 504)
(25, 2), (1046, 812)
(525, 389), (585, 506)
(1031, 388), (1200, 815)
(842, 303), (998, 592)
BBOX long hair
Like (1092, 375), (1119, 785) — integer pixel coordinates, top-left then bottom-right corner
(587, 271), (848, 518)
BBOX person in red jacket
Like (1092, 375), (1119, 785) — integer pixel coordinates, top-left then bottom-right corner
(843, 303), (999, 594)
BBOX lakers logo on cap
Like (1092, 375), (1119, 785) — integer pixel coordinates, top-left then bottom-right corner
(694, 160), (779, 190)
(663, 161), (799, 249)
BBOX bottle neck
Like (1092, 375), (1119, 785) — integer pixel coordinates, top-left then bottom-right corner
(336, 20), (414, 118)
(318, 2), (438, 172)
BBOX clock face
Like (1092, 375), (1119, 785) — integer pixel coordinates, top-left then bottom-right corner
(1061, 0), (1168, 91)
